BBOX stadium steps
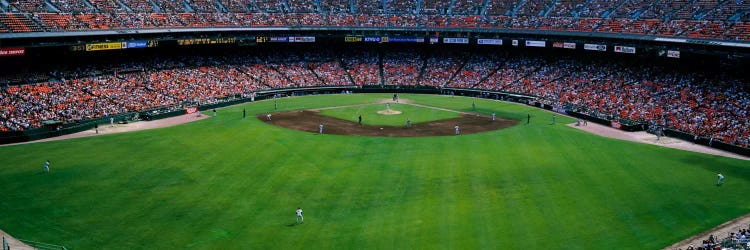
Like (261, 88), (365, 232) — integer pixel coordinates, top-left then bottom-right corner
(671, 0), (700, 21)
(569, 0), (594, 18)
(312, 0), (321, 12)
(697, 0), (730, 21)
(728, 11), (744, 22)
(215, 0), (229, 13)
(277, 0), (290, 13)
(600, 0), (628, 18)
(235, 65), (271, 88)
(148, 0), (163, 13)
(43, 0), (60, 12)
(415, 52), (428, 86)
(114, 0), (133, 12)
(444, 54), (469, 87)
(630, 0), (660, 19)
(81, 0), (96, 11)
(507, 0), (525, 17)
(479, 0), (490, 16)
(471, 58), (506, 89)
(542, 0), (556, 17)
(338, 55), (357, 86)
(0, 0), (8, 12)
(248, 0), (261, 13)
(304, 60), (326, 86)
(378, 51), (385, 85)
(267, 63), (296, 86)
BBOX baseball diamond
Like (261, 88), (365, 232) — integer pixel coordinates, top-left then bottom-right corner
(0, 94), (748, 249)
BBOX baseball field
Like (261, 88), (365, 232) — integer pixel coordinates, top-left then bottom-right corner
(0, 93), (748, 249)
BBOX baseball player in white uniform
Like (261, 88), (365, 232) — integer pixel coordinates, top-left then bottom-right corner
(296, 208), (304, 224)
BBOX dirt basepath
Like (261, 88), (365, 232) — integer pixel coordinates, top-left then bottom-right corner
(2, 113), (210, 147)
(568, 122), (749, 161)
(0, 229), (34, 250)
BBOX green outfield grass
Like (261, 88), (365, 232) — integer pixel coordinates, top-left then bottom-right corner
(319, 103), (460, 126)
(0, 94), (748, 249)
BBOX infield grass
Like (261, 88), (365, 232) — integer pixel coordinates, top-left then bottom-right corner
(0, 94), (748, 249)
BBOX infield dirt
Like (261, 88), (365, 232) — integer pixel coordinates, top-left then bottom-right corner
(260, 109), (519, 137)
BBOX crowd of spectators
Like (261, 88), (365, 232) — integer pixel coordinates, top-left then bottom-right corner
(382, 50), (423, 86)
(0, 49), (748, 148)
(679, 226), (750, 249)
(1, 0), (749, 40)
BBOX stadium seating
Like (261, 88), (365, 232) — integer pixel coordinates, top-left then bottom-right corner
(0, 0), (747, 41)
(3, 49), (746, 148)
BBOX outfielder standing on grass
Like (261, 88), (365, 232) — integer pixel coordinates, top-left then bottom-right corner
(43, 160), (50, 173)
(296, 207), (304, 224)
(319, 123), (324, 134)
(717, 173), (724, 186)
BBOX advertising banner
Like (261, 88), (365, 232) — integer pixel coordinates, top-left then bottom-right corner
(0, 47), (25, 56)
(512, 40), (519, 46)
(477, 39), (503, 45)
(614, 45), (636, 54)
(525, 40), (546, 47)
(126, 41), (147, 49)
(85, 42), (126, 51)
(178, 37), (236, 45)
(563, 42), (576, 49)
(289, 36), (315, 43)
(344, 36), (363, 42)
(667, 50), (681, 58)
(443, 38), (469, 44)
(429, 37), (439, 44)
(611, 121), (622, 129)
(364, 36), (382, 43)
(387, 37), (424, 43)
(553, 42), (564, 48)
(185, 107), (198, 114)
(584, 43), (607, 51)
(270, 37), (289, 42)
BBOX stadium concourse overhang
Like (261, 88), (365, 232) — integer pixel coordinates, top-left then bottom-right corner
(1, 26), (750, 59)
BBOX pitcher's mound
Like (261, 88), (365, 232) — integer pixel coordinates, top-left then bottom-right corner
(377, 110), (402, 115)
